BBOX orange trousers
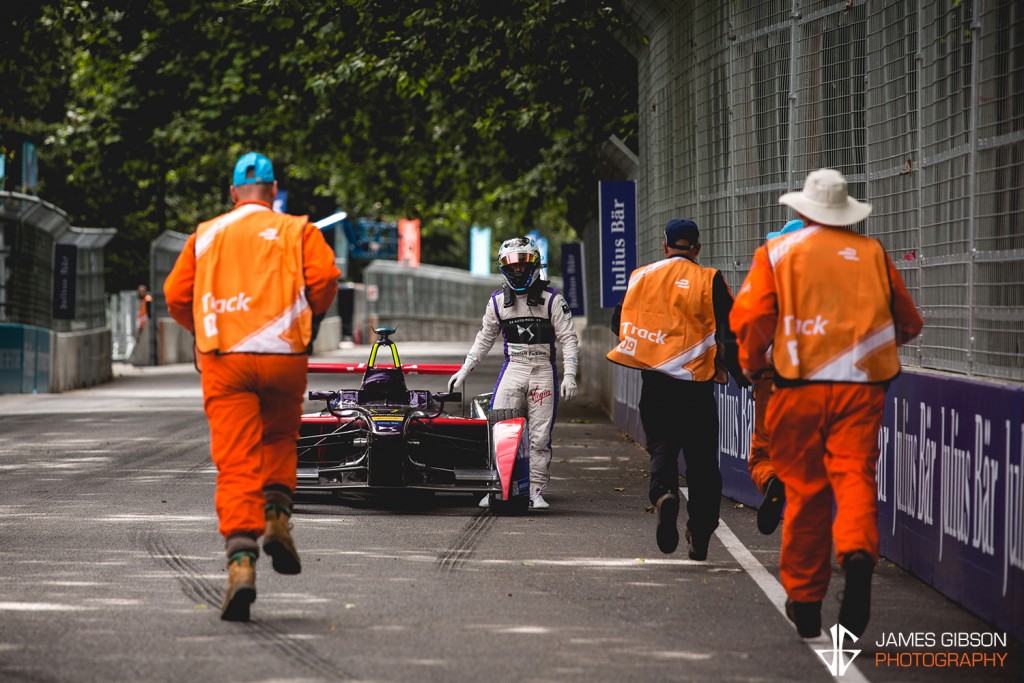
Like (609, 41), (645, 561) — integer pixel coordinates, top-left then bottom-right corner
(748, 373), (776, 494)
(766, 383), (885, 603)
(201, 353), (307, 539)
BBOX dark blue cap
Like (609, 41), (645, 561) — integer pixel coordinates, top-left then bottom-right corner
(665, 218), (700, 249)
(232, 152), (275, 186)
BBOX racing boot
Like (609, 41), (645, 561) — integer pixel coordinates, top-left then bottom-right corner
(263, 503), (302, 575)
(529, 488), (549, 510)
(221, 551), (257, 622)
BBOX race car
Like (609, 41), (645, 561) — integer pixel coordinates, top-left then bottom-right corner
(297, 327), (530, 514)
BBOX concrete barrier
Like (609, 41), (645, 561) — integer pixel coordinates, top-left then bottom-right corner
(154, 314), (342, 363)
(0, 323), (112, 393)
(52, 328), (112, 392)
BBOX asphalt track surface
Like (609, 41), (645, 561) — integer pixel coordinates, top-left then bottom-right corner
(0, 343), (1020, 683)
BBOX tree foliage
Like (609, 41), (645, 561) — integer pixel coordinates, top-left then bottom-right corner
(1, 0), (638, 290)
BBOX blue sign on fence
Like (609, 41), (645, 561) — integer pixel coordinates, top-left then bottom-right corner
(560, 242), (585, 316)
(598, 180), (636, 308)
(52, 243), (77, 320)
(470, 225), (492, 276)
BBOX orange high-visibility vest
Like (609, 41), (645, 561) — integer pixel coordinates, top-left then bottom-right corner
(137, 295), (152, 329)
(767, 226), (901, 382)
(607, 256), (720, 381)
(192, 203), (313, 354)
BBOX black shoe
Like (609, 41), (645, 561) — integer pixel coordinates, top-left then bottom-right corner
(785, 598), (822, 638)
(838, 550), (875, 636)
(757, 476), (785, 535)
(655, 492), (680, 554)
(685, 528), (709, 561)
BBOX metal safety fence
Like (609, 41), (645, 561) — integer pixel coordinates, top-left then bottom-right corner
(607, 0), (1023, 382)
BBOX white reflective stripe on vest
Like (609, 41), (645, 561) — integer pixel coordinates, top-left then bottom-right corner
(806, 322), (896, 382)
(627, 258), (675, 288)
(650, 329), (717, 380)
(195, 204), (269, 258)
(227, 293), (311, 353)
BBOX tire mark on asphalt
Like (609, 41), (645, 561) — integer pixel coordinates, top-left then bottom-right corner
(12, 413), (208, 508)
(436, 510), (495, 572)
(143, 532), (351, 682)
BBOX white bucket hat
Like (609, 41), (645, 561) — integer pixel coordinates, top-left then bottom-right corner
(779, 168), (872, 226)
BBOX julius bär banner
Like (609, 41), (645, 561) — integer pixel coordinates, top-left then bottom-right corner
(560, 242), (585, 317)
(598, 180), (636, 308)
(709, 370), (1024, 642)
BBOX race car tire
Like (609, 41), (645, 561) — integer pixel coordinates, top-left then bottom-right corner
(487, 408), (529, 516)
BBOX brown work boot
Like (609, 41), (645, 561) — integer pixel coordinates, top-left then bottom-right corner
(263, 504), (302, 575)
(220, 551), (256, 622)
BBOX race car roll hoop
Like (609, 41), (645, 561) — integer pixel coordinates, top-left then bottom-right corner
(299, 327), (532, 514)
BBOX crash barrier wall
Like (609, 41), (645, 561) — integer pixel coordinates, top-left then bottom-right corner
(0, 324), (51, 393)
(0, 192), (116, 392)
(52, 327), (112, 392)
(607, 0), (1024, 384)
(362, 261), (563, 343)
(147, 228), (342, 363)
(0, 323), (111, 393)
(609, 368), (1024, 641)
(154, 314), (341, 365)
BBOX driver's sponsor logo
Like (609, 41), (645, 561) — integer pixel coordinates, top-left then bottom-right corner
(517, 323), (536, 341)
(529, 385), (553, 405)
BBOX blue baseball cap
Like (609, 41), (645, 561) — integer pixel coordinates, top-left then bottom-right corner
(232, 152), (275, 186)
(765, 218), (804, 242)
(665, 218), (700, 249)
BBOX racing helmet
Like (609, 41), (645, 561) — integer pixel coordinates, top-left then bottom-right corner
(497, 237), (541, 293)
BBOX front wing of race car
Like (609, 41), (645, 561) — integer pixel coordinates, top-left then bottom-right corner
(296, 361), (530, 513)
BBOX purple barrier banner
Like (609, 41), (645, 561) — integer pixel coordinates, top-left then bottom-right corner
(709, 370), (1024, 641)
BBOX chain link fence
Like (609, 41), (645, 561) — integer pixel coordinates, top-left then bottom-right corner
(607, 0), (1023, 382)
(0, 192), (114, 331)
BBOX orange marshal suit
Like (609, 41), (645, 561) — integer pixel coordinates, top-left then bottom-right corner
(164, 200), (340, 539)
(730, 226), (922, 602)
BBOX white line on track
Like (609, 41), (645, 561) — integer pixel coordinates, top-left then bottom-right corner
(682, 487), (871, 683)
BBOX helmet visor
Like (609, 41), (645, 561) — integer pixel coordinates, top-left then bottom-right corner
(498, 251), (539, 267)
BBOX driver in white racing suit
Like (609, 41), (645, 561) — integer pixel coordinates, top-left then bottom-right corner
(448, 236), (580, 510)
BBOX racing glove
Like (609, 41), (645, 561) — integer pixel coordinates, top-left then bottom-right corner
(560, 374), (578, 401)
(447, 354), (477, 393)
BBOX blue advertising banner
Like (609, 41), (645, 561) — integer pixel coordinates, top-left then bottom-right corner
(526, 229), (549, 280)
(52, 243), (77, 320)
(598, 180), (636, 308)
(560, 242), (585, 316)
(699, 370), (1024, 642)
(470, 225), (492, 276)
